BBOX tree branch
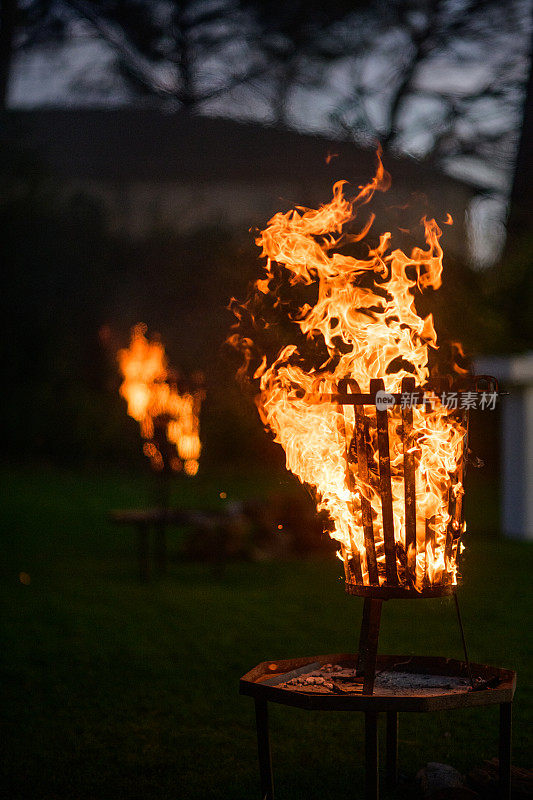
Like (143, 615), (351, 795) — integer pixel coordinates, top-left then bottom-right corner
(61, 0), (174, 99)
(381, 0), (444, 150)
(0, 0), (18, 109)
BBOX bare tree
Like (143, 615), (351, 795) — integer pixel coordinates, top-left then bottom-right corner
(234, 0), (530, 258)
(237, 0), (358, 124)
(484, 22), (533, 348)
(321, 2), (529, 167)
(62, 0), (266, 108)
(1, 0), (270, 110)
(0, 0), (19, 108)
(506, 22), (533, 246)
(4, 0), (532, 268)
(311, 0), (531, 266)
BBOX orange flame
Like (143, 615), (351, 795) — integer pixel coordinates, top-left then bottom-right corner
(118, 324), (203, 475)
(230, 152), (466, 589)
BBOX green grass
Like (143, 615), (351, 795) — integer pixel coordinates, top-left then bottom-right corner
(1, 461), (531, 799)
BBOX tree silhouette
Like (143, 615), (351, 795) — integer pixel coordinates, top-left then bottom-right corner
(2, 1), (532, 267)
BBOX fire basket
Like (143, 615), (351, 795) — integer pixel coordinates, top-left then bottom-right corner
(327, 373), (498, 695)
(336, 375), (462, 598)
(114, 324), (205, 577)
(117, 324), (204, 482)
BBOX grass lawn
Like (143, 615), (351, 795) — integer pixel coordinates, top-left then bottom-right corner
(1, 461), (531, 799)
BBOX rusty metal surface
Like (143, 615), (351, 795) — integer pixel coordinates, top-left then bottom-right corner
(357, 598), (383, 695)
(371, 378), (399, 587)
(344, 582), (456, 599)
(401, 376), (417, 581)
(240, 654), (516, 713)
(311, 374), (501, 406)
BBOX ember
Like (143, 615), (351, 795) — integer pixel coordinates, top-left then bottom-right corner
(118, 323), (204, 475)
(229, 149), (472, 592)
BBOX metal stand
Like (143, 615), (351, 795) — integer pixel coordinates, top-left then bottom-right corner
(499, 702), (513, 800)
(385, 711), (398, 790)
(154, 523), (167, 575)
(242, 654), (516, 800)
(255, 699), (274, 800)
(356, 598), (382, 694)
(355, 591), (476, 695)
(252, 697), (513, 800)
(364, 712), (379, 800)
(137, 522), (150, 582)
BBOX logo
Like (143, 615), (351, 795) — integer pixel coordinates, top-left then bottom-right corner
(375, 390), (395, 411)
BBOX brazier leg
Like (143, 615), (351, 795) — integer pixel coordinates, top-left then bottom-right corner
(385, 711), (398, 789)
(357, 599), (383, 695)
(255, 699), (274, 800)
(365, 711), (379, 800)
(154, 524), (167, 575)
(499, 702), (512, 800)
(357, 597), (372, 674)
(137, 523), (150, 582)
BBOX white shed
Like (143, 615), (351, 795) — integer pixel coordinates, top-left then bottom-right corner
(475, 352), (533, 540)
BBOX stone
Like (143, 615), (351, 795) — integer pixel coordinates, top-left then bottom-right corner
(416, 763), (469, 799)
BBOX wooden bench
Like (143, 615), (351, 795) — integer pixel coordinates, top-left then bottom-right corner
(110, 507), (241, 580)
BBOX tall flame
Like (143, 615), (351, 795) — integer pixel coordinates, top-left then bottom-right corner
(229, 152), (466, 589)
(118, 324), (203, 475)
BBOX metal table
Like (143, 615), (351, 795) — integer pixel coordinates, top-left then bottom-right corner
(240, 653), (516, 800)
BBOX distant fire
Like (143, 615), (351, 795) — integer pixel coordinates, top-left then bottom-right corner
(118, 324), (203, 475)
(229, 151), (468, 590)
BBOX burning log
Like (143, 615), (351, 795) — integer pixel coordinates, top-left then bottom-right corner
(340, 378), (380, 585)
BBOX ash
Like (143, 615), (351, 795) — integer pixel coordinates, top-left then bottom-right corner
(374, 670), (470, 695)
(281, 663), (470, 695)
